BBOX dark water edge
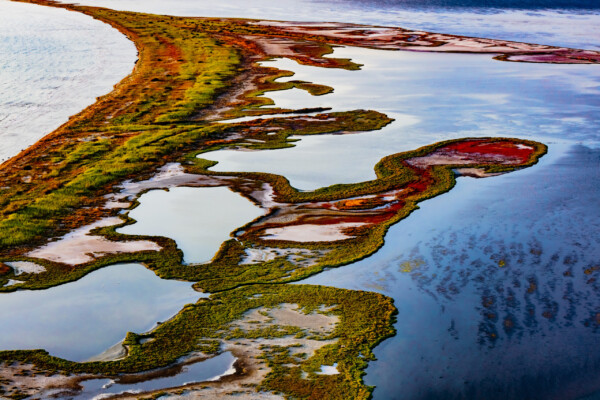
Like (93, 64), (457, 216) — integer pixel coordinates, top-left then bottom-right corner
(338, 0), (600, 11)
(301, 144), (600, 400)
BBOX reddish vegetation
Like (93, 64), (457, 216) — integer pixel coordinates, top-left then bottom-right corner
(237, 138), (542, 243)
(0, 264), (10, 276)
(246, 21), (600, 65)
(440, 140), (535, 163)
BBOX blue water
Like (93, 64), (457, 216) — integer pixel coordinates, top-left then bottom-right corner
(0, 263), (199, 361)
(54, 0), (600, 50)
(301, 143), (600, 399)
(2, 0), (600, 398)
(338, 0), (600, 10)
(73, 352), (235, 400)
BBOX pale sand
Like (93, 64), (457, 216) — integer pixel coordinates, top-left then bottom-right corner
(454, 167), (503, 178)
(233, 303), (339, 334)
(262, 222), (368, 242)
(5, 261), (46, 275)
(114, 303), (339, 399)
(86, 341), (127, 362)
(106, 163), (232, 205)
(317, 364), (339, 375)
(407, 151), (520, 169)
(240, 247), (323, 266)
(27, 217), (161, 265)
(0, 362), (90, 399)
(3, 279), (24, 287)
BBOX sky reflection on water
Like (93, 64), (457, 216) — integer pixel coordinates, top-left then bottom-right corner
(1, 0), (599, 398)
(205, 48), (600, 190)
(301, 144), (600, 399)
(0, 0), (135, 162)
(0, 263), (199, 361)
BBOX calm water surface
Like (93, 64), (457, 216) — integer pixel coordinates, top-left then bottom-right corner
(2, 0), (600, 398)
(55, 0), (600, 50)
(301, 143), (600, 399)
(0, 263), (199, 361)
(117, 186), (265, 264)
(205, 48), (600, 190)
(74, 352), (236, 400)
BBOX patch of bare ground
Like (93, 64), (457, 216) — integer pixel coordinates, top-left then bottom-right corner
(27, 217), (161, 265)
(262, 223), (368, 242)
(0, 362), (91, 399)
(113, 304), (338, 399)
(454, 167), (502, 178)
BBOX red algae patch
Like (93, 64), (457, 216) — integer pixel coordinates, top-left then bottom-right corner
(250, 21), (600, 64)
(236, 138), (544, 246)
(407, 139), (535, 168)
(440, 140), (535, 162)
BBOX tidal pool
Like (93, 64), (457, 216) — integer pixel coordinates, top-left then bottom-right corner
(300, 143), (600, 399)
(117, 186), (265, 264)
(74, 352), (236, 400)
(0, 263), (200, 362)
(0, 0), (135, 162)
(204, 47), (600, 190)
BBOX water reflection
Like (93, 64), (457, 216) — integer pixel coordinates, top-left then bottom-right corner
(0, 263), (199, 361)
(50, 0), (600, 50)
(205, 48), (600, 190)
(301, 144), (600, 399)
(0, 1), (135, 162)
(73, 352), (236, 400)
(117, 186), (265, 264)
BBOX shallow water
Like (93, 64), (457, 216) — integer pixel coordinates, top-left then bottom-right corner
(301, 143), (600, 399)
(2, 0), (600, 398)
(0, 0), (136, 163)
(74, 352), (236, 400)
(0, 263), (199, 361)
(117, 186), (265, 264)
(204, 48), (600, 190)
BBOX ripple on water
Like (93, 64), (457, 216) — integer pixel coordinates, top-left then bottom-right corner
(0, 0), (136, 162)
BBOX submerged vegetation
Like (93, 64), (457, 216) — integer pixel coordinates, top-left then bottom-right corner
(0, 1), (552, 398)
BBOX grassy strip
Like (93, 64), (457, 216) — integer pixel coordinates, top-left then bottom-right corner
(182, 138), (546, 292)
(0, 284), (396, 399)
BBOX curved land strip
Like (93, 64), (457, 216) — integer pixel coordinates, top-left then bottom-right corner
(0, 0), (557, 398)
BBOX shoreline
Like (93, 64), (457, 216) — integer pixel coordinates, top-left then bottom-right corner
(0, 0), (591, 398)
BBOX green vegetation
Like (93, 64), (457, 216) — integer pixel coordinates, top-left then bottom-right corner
(0, 2), (548, 399)
(0, 284), (396, 399)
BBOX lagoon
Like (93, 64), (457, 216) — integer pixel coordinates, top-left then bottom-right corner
(301, 143), (600, 399)
(0, 263), (199, 362)
(204, 48), (600, 190)
(117, 186), (265, 264)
